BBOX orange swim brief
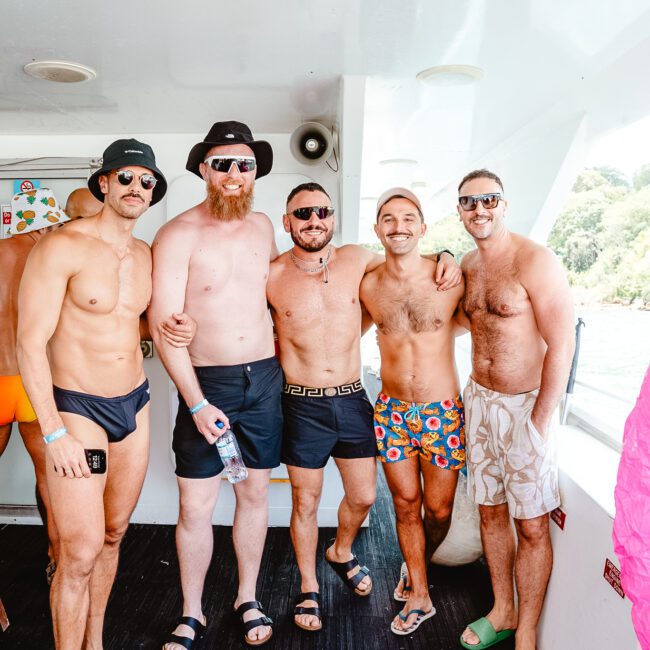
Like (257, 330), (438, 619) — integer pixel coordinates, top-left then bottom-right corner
(0, 375), (37, 425)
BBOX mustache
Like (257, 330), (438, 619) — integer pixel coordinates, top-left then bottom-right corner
(387, 232), (412, 237)
(123, 192), (143, 201)
(301, 226), (326, 233)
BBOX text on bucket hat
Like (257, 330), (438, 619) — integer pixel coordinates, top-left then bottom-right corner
(87, 138), (167, 206)
(186, 121), (273, 180)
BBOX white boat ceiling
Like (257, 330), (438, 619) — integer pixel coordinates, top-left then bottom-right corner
(3, 0), (650, 237)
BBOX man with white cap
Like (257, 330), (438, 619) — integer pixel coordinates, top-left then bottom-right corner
(360, 187), (467, 636)
(17, 139), (190, 649)
(266, 182), (461, 634)
(0, 189), (70, 575)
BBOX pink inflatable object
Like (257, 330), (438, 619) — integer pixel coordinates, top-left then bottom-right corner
(613, 364), (650, 650)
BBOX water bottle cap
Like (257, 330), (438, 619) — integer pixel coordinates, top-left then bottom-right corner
(216, 421), (224, 429)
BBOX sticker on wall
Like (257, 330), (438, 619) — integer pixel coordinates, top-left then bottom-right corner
(13, 179), (41, 194)
(603, 558), (625, 598)
(1, 204), (10, 239)
(550, 507), (566, 529)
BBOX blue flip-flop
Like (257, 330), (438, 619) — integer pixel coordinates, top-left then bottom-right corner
(390, 607), (436, 635)
(393, 562), (412, 602)
(459, 617), (516, 648)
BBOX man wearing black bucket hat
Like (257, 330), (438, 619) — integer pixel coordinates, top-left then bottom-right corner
(149, 121), (281, 648)
(17, 139), (194, 649)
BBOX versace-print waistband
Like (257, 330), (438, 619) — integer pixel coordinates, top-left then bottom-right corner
(283, 379), (364, 398)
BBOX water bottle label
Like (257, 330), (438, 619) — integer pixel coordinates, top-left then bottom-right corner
(218, 440), (237, 460)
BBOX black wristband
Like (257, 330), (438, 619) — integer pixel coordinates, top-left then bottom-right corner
(436, 249), (454, 262)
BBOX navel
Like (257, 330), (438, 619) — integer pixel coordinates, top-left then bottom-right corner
(204, 285), (212, 292)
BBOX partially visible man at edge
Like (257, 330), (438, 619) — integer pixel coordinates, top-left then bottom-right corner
(266, 182), (461, 633)
(149, 121), (283, 649)
(0, 189), (71, 579)
(360, 188), (466, 636)
(456, 169), (574, 650)
(17, 140), (193, 649)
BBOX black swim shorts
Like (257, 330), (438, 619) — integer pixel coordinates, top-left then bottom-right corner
(173, 356), (283, 479)
(281, 380), (376, 469)
(53, 379), (150, 443)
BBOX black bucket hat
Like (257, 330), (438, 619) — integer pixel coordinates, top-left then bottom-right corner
(88, 138), (167, 206)
(186, 121), (273, 179)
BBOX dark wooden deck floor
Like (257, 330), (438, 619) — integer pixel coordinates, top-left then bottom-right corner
(0, 471), (515, 649)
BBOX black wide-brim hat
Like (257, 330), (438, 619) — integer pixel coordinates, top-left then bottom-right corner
(88, 138), (167, 206)
(186, 120), (273, 179)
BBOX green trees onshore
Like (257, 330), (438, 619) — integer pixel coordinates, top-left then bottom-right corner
(548, 166), (650, 305)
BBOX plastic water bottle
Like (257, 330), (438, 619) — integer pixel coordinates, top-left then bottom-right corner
(215, 421), (248, 484)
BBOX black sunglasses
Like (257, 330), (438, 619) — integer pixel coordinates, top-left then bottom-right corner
(204, 156), (257, 173)
(112, 170), (157, 191)
(290, 206), (335, 220)
(458, 193), (503, 211)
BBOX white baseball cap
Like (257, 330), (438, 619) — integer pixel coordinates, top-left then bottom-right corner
(376, 187), (422, 218)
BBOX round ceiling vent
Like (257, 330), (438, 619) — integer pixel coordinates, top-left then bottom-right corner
(23, 60), (97, 83)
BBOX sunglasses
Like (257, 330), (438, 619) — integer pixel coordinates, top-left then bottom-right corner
(458, 193), (503, 211)
(290, 206), (335, 220)
(204, 155), (257, 173)
(111, 170), (157, 191)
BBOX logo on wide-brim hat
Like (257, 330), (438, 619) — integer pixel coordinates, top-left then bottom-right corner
(186, 121), (273, 180)
(87, 138), (167, 206)
(10, 188), (70, 235)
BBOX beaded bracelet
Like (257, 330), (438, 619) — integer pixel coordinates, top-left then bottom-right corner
(189, 398), (209, 415)
(43, 427), (68, 445)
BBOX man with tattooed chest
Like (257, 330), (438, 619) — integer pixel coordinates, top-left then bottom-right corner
(456, 169), (574, 650)
(359, 188), (466, 637)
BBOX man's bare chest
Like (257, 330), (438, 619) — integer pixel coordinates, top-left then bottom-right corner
(271, 269), (362, 325)
(463, 266), (528, 319)
(67, 257), (151, 316)
(370, 282), (450, 335)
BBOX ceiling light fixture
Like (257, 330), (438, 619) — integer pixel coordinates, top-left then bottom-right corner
(379, 158), (418, 166)
(416, 64), (483, 86)
(24, 60), (97, 83)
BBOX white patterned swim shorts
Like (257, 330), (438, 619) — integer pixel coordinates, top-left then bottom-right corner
(463, 377), (560, 520)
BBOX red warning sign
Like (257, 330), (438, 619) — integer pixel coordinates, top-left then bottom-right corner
(2, 208), (10, 225)
(550, 507), (566, 530)
(603, 558), (625, 598)
(20, 179), (35, 192)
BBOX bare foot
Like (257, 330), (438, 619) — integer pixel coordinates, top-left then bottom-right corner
(325, 543), (372, 594)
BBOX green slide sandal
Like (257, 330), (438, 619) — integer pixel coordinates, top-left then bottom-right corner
(459, 617), (515, 649)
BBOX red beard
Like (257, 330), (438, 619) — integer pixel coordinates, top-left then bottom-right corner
(207, 181), (253, 221)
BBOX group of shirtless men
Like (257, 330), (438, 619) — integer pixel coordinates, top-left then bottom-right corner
(0, 120), (574, 650)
